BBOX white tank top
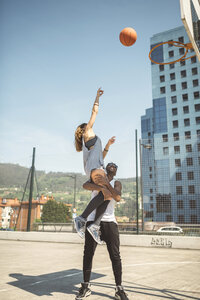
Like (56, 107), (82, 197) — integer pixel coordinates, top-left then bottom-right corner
(87, 179), (117, 223)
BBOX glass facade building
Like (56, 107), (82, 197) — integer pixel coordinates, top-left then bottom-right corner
(141, 26), (200, 224)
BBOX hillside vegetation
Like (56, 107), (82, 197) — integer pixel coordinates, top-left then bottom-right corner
(0, 163), (139, 219)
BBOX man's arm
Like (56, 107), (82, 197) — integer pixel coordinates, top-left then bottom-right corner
(82, 180), (102, 192)
(83, 179), (122, 202)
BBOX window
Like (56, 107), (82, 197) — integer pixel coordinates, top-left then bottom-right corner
(169, 50), (174, 57)
(150, 204), (153, 209)
(149, 167), (152, 172)
(173, 132), (179, 141)
(188, 185), (195, 194)
(163, 147), (169, 155)
(183, 106), (189, 114)
(178, 215), (185, 223)
(174, 146), (180, 154)
(198, 143), (200, 151)
(190, 200), (196, 209)
(146, 211), (153, 218)
(195, 104), (200, 112)
(197, 130), (200, 137)
(184, 118), (190, 126)
(172, 108), (178, 115)
(173, 120), (178, 128)
(160, 75), (165, 83)
(162, 134), (168, 142)
(192, 67), (198, 75)
(177, 200), (183, 209)
(185, 131), (191, 139)
(176, 186), (182, 195)
(149, 174), (152, 179)
(196, 117), (200, 125)
(168, 40), (173, 47)
(171, 96), (177, 103)
(182, 82), (187, 89)
(166, 215), (172, 222)
(180, 60), (185, 66)
(175, 159), (181, 167)
(176, 172), (182, 181)
(169, 63), (175, 69)
(181, 70), (186, 78)
(150, 196), (153, 201)
(150, 189), (153, 193)
(188, 171), (194, 180)
(182, 94), (188, 101)
(191, 215), (197, 223)
(170, 73), (175, 80)
(191, 56), (197, 63)
(159, 65), (164, 71)
(199, 157), (200, 165)
(179, 48), (185, 55)
(193, 79), (199, 87)
(194, 91), (200, 99)
(160, 87), (165, 94)
(186, 157), (193, 166)
(171, 84), (176, 92)
(178, 36), (184, 43)
(186, 144), (192, 152)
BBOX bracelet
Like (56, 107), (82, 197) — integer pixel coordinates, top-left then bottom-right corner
(104, 148), (108, 152)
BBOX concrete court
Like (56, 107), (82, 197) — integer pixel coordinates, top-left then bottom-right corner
(0, 240), (200, 300)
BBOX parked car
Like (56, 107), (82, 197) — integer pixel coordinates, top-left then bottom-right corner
(157, 226), (183, 234)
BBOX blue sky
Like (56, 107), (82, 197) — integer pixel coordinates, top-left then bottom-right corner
(0, 0), (181, 178)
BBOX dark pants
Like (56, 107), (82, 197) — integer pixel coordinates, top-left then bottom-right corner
(83, 221), (122, 286)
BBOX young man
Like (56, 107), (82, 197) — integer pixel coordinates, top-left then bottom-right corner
(76, 162), (129, 300)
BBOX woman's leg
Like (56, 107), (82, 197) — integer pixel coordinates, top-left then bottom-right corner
(81, 191), (104, 219)
(91, 169), (112, 200)
(81, 169), (112, 219)
(74, 169), (112, 240)
(93, 200), (110, 226)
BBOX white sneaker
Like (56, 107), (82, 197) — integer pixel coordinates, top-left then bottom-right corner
(74, 216), (86, 238)
(87, 224), (103, 244)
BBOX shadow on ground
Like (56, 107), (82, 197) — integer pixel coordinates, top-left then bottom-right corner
(7, 271), (200, 299)
(8, 269), (105, 297)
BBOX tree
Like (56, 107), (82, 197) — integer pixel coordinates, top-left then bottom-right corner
(41, 200), (71, 223)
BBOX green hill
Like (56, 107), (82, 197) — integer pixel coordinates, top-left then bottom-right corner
(0, 163), (139, 219)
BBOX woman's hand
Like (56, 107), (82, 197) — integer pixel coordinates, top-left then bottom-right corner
(96, 87), (104, 98)
(108, 136), (116, 146)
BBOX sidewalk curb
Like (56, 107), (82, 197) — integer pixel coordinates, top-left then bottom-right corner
(0, 231), (200, 249)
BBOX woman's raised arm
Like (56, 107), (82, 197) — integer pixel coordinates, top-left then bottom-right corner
(86, 88), (104, 130)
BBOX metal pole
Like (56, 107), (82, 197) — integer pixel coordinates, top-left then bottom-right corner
(135, 130), (139, 234)
(73, 175), (76, 209)
(27, 147), (36, 231)
(139, 140), (144, 231)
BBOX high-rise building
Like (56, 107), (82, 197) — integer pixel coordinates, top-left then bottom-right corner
(141, 26), (200, 224)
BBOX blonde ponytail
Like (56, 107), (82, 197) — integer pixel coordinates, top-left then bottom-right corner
(74, 123), (87, 152)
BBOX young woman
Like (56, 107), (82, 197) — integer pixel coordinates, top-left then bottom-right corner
(74, 88), (120, 244)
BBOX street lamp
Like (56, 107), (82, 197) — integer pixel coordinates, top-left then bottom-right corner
(139, 140), (152, 231)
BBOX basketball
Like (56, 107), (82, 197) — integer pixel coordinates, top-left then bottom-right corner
(119, 27), (137, 47)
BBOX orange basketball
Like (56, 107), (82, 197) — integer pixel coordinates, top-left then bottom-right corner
(119, 27), (137, 47)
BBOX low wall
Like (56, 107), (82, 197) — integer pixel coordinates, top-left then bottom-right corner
(0, 231), (200, 250)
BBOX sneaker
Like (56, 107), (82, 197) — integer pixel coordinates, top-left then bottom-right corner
(87, 224), (103, 244)
(114, 286), (129, 300)
(75, 282), (91, 299)
(74, 216), (86, 238)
